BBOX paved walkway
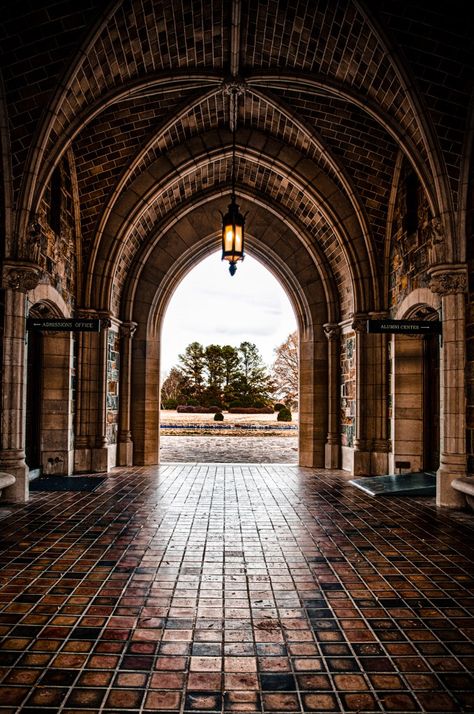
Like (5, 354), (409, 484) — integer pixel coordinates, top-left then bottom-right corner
(160, 435), (298, 463)
(0, 465), (473, 712)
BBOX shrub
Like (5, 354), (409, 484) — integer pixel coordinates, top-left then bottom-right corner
(228, 400), (244, 409)
(162, 398), (178, 409)
(208, 405), (221, 413)
(277, 407), (292, 422)
(214, 411), (224, 421)
(228, 406), (274, 414)
(274, 403), (285, 412)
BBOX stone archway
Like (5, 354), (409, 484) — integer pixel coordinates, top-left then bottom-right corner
(26, 289), (74, 477)
(122, 211), (337, 470)
(390, 300), (441, 475)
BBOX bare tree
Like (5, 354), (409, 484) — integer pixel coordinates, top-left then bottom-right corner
(271, 331), (298, 409)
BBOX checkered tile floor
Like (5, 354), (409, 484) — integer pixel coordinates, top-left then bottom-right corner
(0, 464), (473, 712)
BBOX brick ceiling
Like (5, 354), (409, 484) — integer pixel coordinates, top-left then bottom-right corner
(1, 0), (473, 313)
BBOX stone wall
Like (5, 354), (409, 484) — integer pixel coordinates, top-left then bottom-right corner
(106, 329), (120, 445)
(29, 150), (78, 310)
(466, 163), (474, 475)
(340, 332), (355, 449)
(389, 159), (433, 316)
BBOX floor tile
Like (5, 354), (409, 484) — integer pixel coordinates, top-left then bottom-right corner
(0, 463), (473, 712)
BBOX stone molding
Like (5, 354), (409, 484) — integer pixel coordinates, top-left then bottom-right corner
(75, 307), (98, 319)
(429, 263), (468, 295)
(323, 323), (340, 341)
(351, 313), (368, 333)
(2, 261), (42, 293)
(120, 321), (138, 339)
(426, 216), (447, 267)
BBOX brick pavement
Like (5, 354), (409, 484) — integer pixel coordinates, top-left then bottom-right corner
(159, 435), (299, 463)
(0, 464), (473, 712)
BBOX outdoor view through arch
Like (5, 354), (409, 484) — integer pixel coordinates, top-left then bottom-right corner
(160, 252), (299, 463)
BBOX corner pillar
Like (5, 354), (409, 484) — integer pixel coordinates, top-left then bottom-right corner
(323, 323), (340, 468)
(430, 264), (468, 507)
(118, 322), (137, 466)
(367, 311), (390, 474)
(0, 261), (42, 501)
(351, 314), (371, 475)
(92, 313), (111, 472)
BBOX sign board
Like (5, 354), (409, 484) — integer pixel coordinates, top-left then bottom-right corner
(367, 319), (441, 335)
(26, 318), (101, 332)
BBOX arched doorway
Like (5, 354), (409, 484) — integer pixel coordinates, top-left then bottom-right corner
(390, 304), (441, 474)
(158, 252), (299, 463)
(26, 300), (74, 477)
(124, 218), (336, 470)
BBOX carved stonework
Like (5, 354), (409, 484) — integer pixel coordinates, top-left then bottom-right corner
(351, 315), (367, 333)
(429, 264), (468, 295)
(2, 262), (42, 293)
(222, 77), (246, 132)
(25, 215), (43, 263)
(100, 317), (112, 330)
(323, 323), (340, 341)
(222, 77), (247, 98)
(426, 216), (446, 267)
(120, 321), (138, 339)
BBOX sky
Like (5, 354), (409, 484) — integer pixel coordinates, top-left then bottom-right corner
(160, 252), (297, 376)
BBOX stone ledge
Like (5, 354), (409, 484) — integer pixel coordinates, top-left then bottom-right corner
(0, 472), (16, 496)
(451, 477), (474, 510)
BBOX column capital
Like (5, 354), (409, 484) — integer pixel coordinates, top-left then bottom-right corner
(429, 263), (468, 295)
(120, 321), (138, 339)
(351, 313), (368, 333)
(2, 260), (42, 293)
(323, 323), (340, 341)
(98, 311), (112, 330)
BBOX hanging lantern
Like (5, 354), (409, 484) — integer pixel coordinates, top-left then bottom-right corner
(221, 126), (245, 276)
(221, 195), (245, 276)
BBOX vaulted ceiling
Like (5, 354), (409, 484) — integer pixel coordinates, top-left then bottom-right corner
(1, 0), (473, 318)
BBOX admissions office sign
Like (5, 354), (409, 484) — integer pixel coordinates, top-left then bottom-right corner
(26, 318), (101, 332)
(367, 319), (441, 335)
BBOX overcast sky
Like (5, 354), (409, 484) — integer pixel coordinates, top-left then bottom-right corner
(160, 252), (297, 376)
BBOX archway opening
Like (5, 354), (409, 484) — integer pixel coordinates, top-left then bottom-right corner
(159, 251), (298, 463)
(25, 301), (74, 478)
(390, 305), (440, 475)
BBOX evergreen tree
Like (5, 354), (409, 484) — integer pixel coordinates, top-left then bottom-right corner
(178, 341), (205, 401)
(234, 341), (273, 406)
(204, 344), (226, 405)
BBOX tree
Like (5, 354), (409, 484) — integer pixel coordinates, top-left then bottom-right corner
(234, 341), (274, 406)
(161, 367), (186, 407)
(178, 341), (206, 400)
(220, 345), (241, 403)
(203, 344), (226, 405)
(271, 331), (298, 409)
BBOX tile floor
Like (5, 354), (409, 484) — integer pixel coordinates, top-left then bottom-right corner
(0, 463), (473, 713)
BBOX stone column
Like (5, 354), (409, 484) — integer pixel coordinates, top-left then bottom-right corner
(0, 261), (41, 501)
(73, 309), (97, 473)
(92, 314), (111, 472)
(118, 321), (137, 466)
(430, 264), (468, 507)
(351, 314), (371, 475)
(323, 323), (340, 468)
(367, 312), (390, 474)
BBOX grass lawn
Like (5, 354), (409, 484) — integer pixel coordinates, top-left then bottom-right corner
(159, 410), (298, 436)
